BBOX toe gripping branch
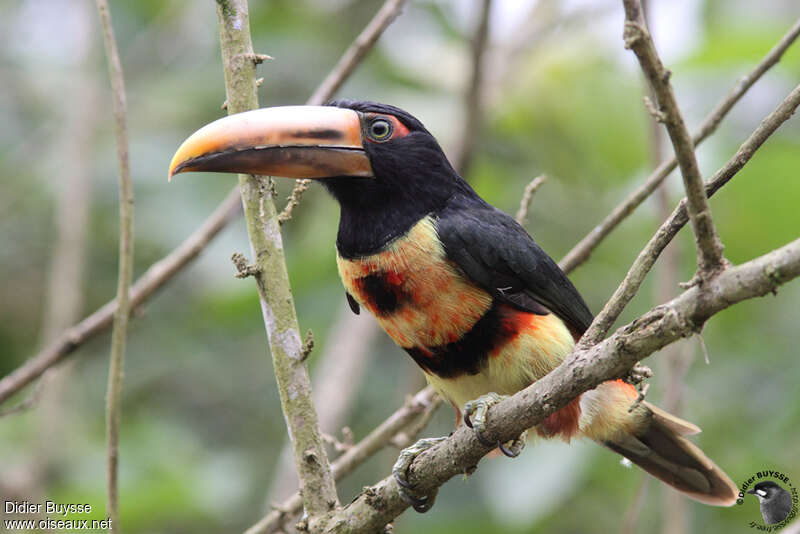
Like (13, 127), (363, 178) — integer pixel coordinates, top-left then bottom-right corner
(463, 393), (526, 458)
(392, 437), (447, 513)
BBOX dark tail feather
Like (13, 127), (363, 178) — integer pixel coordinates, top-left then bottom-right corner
(604, 401), (738, 506)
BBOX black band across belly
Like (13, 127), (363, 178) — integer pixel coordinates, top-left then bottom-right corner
(406, 301), (521, 379)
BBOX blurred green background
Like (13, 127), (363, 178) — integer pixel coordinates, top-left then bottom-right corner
(1, 0), (799, 532)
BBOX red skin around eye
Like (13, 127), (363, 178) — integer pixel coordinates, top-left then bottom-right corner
(364, 114), (410, 143)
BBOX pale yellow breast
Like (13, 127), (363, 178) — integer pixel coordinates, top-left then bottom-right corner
(425, 311), (574, 408)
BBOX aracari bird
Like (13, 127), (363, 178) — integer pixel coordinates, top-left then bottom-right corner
(169, 101), (738, 511)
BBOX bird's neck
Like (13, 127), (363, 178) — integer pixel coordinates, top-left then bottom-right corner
(335, 196), (439, 258)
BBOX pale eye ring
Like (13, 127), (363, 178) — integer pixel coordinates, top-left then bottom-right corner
(368, 118), (393, 141)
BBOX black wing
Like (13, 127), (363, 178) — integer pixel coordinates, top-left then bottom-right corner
(436, 202), (593, 336)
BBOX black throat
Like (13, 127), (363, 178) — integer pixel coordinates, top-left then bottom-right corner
(325, 175), (457, 258)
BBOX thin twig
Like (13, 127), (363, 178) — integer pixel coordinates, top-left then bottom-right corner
(216, 0), (338, 523)
(95, 0), (133, 530)
(307, 0), (407, 106)
(279, 0), (408, 224)
(622, 0), (725, 276)
(389, 393), (443, 449)
(452, 0), (493, 175)
(515, 175), (547, 225)
(321, 237), (800, 532)
(580, 81), (800, 347)
(245, 388), (438, 534)
(559, 16), (800, 274)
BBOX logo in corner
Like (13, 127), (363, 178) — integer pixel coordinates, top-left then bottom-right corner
(737, 469), (798, 531)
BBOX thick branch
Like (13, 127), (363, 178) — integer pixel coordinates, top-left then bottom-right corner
(558, 16), (800, 274)
(279, 0), (408, 224)
(215, 0), (338, 521)
(322, 238), (800, 532)
(246, 388), (438, 534)
(622, 0), (725, 275)
(95, 0), (133, 530)
(580, 81), (800, 346)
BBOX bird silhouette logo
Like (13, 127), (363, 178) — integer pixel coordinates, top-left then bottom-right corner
(737, 471), (798, 530)
(748, 481), (793, 525)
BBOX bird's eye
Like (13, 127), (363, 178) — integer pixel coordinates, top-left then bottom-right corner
(367, 119), (393, 142)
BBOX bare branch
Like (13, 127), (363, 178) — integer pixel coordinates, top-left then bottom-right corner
(514, 175), (547, 225)
(276, 178), (309, 225)
(321, 237), (800, 532)
(307, 0), (407, 106)
(279, 0), (408, 225)
(558, 17), (800, 274)
(622, 0), (725, 275)
(580, 81), (800, 346)
(0, 188), (242, 405)
(451, 0), (493, 175)
(245, 388), (438, 534)
(389, 393), (443, 450)
(95, 0), (133, 530)
(215, 0), (339, 522)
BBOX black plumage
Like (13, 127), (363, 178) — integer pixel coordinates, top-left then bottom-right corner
(325, 100), (592, 340)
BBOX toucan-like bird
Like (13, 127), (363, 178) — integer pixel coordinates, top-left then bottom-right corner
(169, 100), (738, 510)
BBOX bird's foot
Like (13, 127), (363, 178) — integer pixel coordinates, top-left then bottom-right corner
(463, 393), (526, 458)
(392, 436), (446, 513)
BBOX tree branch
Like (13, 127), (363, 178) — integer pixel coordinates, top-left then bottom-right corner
(515, 174), (546, 225)
(279, 0), (409, 224)
(95, 0), (133, 530)
(215, 0), (339, 522)
(451, 0), (492, 175)
(580, 81), (800, 346)
(265, 307), (380, 507)
(320, 238), (800, 532)
(0, 188), (242, 405)
(246, 387), (438, 534)
(558, 16), (800, 275)
(622, 0), (726, 276)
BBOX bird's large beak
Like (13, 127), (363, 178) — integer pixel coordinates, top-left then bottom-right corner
(168, 106), (373, 180)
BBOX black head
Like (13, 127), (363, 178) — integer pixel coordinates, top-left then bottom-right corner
(325, 100), (477, 257)
(748, 481), (787, 499)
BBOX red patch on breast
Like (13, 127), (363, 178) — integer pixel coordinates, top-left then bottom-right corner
(384, 271), (404, 286)
(488, 305), (535, 358)
(613, 379), (639, 398)
(536, 395), (582, 442)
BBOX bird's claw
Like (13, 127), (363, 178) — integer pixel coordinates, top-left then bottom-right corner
(392, 437), (446, 513)
(463, 393), (526, 458)
(497, 431), (527, 458)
